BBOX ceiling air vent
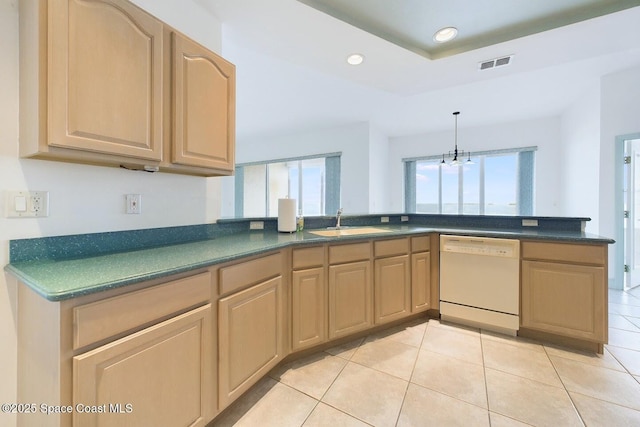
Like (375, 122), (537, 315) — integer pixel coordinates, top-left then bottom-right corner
(478, 55), (514, 71)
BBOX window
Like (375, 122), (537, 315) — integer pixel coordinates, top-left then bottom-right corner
(235, 154), (340, 217)
(484, 154), (518, 215)
(405, 148), (535, 215)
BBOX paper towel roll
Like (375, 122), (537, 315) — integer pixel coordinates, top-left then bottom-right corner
(278, 198), (297, 233)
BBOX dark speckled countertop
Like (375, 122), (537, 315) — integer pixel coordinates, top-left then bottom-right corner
(5, 218), (614, 302)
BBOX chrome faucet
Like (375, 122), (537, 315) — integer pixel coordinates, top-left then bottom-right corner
(335, 208), (343, 229)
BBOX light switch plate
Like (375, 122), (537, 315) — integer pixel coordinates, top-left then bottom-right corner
(6, 191), (49, 218)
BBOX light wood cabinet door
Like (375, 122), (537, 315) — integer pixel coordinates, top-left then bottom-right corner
(73, 304), (213, 427)
(374, 255), (410, 324)
(329, 261), (372, 339)
(292, 267), (327, 351)
(172, 33), (235, 171)
(218, 276), (284, 408)
(521, 260), (606, 342)
(411, 252), (431, 313)
(49, 0), (164, 161)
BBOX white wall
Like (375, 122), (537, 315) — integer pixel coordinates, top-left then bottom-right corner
(368, 126), (391, 213)
(387, 116), (563, 215)
(235, 122), (372, 214)
(0, 2), (223, 424)
(0, 3), (20, 423)
(560, 85), (601, 234)
(600, 66), (640, 287)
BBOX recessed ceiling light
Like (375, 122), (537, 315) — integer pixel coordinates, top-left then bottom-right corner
(433, 27), (458, 43)
(347, 53), (364, 65)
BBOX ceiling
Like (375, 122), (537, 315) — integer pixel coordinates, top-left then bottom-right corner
(298, 0), (640, 59)
(198, 0), (640, 139)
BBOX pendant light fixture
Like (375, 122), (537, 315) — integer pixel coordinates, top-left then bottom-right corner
(443, 111), (472, 166)
(466, 151), (474, 165)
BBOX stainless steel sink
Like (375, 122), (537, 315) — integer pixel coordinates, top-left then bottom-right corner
(308, 227), (392, 237)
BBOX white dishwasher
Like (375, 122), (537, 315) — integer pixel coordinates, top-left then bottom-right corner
(439, 235), (520, 335)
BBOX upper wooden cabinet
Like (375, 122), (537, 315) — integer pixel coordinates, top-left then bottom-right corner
(19, 0), (235, 176)
(47, 0), (164, 161)
(172, 33), (235, 171)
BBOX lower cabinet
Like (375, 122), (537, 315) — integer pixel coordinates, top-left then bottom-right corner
(521, 260), (606, 342)
(17, 271), (214, 427)
(73, 305), (213, 427)
(411, 251), (431, 312)
(292, 267), (327, 350)
(329, 260), (373, 339)
(374, 255), (410, 324)
(14, 232), (476, 426)
(218, 276), (284, 408)
(520, 240), (608, 347)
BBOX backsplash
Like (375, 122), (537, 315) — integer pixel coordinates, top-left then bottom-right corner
(217, 213), (588, 232)
(9, 213), (589, 263)
(8, 222), (246, 262)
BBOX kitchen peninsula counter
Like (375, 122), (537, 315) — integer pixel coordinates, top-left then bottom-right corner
(5, 218), (613, 302)
(7, 215), (615, 426)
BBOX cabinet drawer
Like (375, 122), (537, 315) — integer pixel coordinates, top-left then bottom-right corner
(292, 246), (325, 270)
(522, 241), (606, 265)
(374, 238), (409, 258)
(73, 271), (211, 350)
(73, 304), (213, 426)
(411, 236), (430, 252)
(329, 242), (370, 264)
(219, 252), (282, 295)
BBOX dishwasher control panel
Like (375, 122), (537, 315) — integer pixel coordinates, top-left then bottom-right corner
(440, 235), (519, 258)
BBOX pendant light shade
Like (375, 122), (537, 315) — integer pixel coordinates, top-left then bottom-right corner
(466, 151), (474, 165)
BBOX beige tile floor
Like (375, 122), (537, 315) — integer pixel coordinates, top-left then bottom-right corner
(211, 287), (640, 427)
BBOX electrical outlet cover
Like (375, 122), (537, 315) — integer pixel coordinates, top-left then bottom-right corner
(249, 221), (264, 230)
(6, 191), (49, 218)
(126, 194), (142, 214)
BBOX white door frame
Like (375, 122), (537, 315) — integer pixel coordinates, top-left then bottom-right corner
(615, 133), (640, 290)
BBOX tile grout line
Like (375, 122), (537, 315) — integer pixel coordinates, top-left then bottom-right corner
(478, 329), (496, 426)
(273, 381), (320, 427)
(604, 344), (639, 378)
(312, 337), (376, 426)
(228, 307), (640, 426)
(392, 319), (430, 426)
(543, 345), (587, 427)
(477, 340), (548, 427)
(481, 329), (584, 425)
(271, 339), (365, 426)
